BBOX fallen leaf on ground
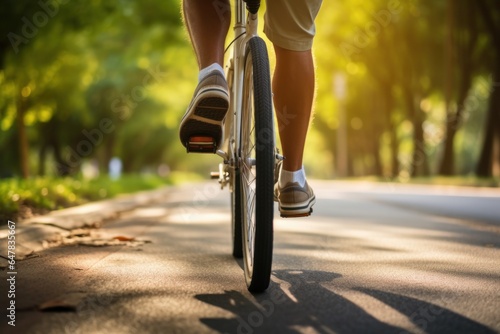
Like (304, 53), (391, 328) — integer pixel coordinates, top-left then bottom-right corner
(38, 292), (87, 312)
(112, 235), (135, 241)
(43, 229), (151, 248)
(70, 229), (91, 237)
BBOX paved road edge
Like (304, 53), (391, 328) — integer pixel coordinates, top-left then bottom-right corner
(0, 186), (172, 263)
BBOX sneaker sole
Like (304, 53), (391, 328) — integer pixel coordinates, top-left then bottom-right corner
(279, 195), (316, 218)
(180, 87), (229, 150)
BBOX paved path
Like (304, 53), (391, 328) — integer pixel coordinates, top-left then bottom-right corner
(1, 181), (499, 333)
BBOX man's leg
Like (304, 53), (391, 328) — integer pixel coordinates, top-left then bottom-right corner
(180, 0), (231, 151)
(272, 45), (316, 217)
(264, 0), (321, 216)
(182, 0), (230, 69)
(273, 46), (315, 172)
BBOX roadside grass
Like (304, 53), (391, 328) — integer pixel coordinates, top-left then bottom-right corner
(2, 173), (497, 223)
(0, 172), (203, 222)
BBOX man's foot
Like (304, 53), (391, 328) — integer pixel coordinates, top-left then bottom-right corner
(179, 70), (229, 152)
(275, 180), (316, 218)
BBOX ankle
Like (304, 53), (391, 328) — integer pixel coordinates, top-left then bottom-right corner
(199, 63), (225, 82)
(279, 166), (306, 188)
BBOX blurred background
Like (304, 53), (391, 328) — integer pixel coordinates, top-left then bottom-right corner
(0, 0), (499, 217)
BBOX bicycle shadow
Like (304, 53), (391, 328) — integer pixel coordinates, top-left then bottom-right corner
(356, 288), (497, 334)
(195, 269), (495, 334)
(195, 269), (402, 333)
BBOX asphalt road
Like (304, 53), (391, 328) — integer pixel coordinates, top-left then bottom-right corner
(2, 180), (500, 334)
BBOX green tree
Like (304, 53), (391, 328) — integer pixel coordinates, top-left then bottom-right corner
(1, 0), (189, 178)
(439, 0), (483, 176)
(475, 0), (500, 177)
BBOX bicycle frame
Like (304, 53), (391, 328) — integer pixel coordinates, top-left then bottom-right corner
(217, 0), (260, 188)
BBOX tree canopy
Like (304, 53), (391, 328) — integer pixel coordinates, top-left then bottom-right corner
(1, 0), (499, 180)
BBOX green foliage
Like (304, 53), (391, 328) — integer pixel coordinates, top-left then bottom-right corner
(312, 0), (498, 179)
(0, 174), (174, 219)
(0, 0), (191, 177)
(0, 0), (498, 181)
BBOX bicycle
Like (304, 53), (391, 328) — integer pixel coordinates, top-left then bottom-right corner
(185, 0), (276, 292)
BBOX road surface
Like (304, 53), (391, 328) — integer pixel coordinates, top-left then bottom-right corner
(2, 180), (499, 333)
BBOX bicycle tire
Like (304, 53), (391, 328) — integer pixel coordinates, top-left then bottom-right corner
(240, 36), (274, 293)
(231, 168), (243, 258)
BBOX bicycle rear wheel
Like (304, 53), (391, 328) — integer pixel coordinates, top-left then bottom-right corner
(239, 37), (274, 292)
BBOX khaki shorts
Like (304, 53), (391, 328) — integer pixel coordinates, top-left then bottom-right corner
(264, 0), (323, 51)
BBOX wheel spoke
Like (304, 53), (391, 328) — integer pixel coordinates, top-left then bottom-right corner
(246, 188), (256, 264)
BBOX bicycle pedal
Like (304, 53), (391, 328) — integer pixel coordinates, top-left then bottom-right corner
(280, 208), (313, 218)
(186, 136), (217, 153)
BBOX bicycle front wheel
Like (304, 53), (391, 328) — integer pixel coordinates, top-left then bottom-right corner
(231, 168), (243, 258)
(239, 37), (274, 293)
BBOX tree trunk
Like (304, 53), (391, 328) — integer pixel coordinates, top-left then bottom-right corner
(439, 0), (456, 176)
(403, 87), (430, 177)
(390, 123), (399, 177)
(313, 118), (336, 177)
(38, 144), (47, 176)
(440, 71), (473, 175)
(373, 144), (382, 176)
(476, 64), (500, 177)
(16, 94), (29, 179)
(383, 89), (399, 177)
(411, 116), (430, 177)
(372, 92), (384, 176)
(475, 0), (500, 177)
(53, 141), (71, 176)
(439, 120), (457, 175)
(439, 0), (477, 176)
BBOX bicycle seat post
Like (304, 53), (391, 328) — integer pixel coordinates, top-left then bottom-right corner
(234, 0), (246, 34)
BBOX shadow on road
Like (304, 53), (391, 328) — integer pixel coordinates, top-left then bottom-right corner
(358, 288), (497, 334)
(195, 269), (496, 334)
